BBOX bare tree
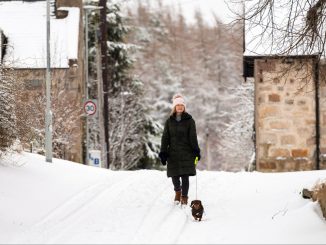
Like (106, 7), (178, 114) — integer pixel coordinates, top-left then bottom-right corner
(236, 0), (326, 56)
(109, 84), (146, 170)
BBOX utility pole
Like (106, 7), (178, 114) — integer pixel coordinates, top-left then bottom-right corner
(96, 29), (107, 166)
(45, 0), (53, 163)
(99, 0), (109, 168)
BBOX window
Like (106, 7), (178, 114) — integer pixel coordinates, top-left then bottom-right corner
(24, 79), (43, 90)
(64, 78), (79, 91)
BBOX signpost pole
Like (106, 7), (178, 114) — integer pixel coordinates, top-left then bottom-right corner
(83, 4), (103, 166)
(84, 100), (97, 165)
(85, 9), (89, 165)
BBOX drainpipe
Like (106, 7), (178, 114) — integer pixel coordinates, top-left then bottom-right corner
(0, 29), (2, 61)
(314, 56), (320, 170)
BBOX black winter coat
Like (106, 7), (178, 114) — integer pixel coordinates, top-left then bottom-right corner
(160, 112), (200, 177)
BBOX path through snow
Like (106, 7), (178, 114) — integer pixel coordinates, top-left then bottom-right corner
(1, 153), (326, 244)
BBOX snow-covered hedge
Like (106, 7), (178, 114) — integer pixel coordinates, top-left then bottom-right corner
(0, 65), (16, 153)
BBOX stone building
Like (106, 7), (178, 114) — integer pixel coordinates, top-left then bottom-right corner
(244, 55), (326, 172)
(243, 0), (326, 172)
(0, 0), (85, 163)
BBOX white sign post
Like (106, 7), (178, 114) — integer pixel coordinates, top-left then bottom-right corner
(84, 99), (97, 166)
(89, 150), (102, 167)
(84, 100), (97, 116)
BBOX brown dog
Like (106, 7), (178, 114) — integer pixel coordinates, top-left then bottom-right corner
(190, 200), (204, 221)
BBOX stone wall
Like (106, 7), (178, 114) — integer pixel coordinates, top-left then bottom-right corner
(11, 67), (84, 163)
(255, 58), (317, 172)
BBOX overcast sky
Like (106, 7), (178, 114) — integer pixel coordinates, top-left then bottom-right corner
(163, 0), (237, 25)
(122, 0), (239, 26)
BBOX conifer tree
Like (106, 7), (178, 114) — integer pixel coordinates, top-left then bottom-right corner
(100, 3), (157, 169)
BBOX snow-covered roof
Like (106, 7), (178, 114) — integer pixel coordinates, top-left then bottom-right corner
(0, 1), (80, 68)
(244, 0), (323, 57)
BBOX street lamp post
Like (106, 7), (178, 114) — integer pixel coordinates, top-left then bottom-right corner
(45, 0), (53, 163)
(95, 27), (107, 167)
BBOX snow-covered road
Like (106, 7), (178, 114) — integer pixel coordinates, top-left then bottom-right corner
(1, 153), (326, 244)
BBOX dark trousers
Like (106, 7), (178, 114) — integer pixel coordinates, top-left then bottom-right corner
(172, 175), (189, 197)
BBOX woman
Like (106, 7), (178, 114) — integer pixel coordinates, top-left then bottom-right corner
(159, 94), (201, 205)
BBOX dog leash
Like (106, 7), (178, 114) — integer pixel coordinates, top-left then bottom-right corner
(195, 157), (199, 199)
(196, 171), (198, 200)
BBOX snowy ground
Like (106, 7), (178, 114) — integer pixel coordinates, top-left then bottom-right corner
(0, 153), (326, 244)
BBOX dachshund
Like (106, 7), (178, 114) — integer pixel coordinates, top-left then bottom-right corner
(190, 200), (204, 221)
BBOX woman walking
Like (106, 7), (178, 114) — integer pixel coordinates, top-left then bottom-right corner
(159, 94), (201, 205)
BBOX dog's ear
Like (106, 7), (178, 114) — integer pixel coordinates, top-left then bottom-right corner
(190, 200), (194, 207)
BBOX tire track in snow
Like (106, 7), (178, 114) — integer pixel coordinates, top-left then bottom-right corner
(132, 176), (193, 244)
(37, 182), (114, 225)
(134, 174), (206, 244)
(175, 172), (240, 244)
(12, 173), (136, 244)
(131, 182), (174, 243)
(135, 173), (215, 244)
(46, 173), (145, 243)
(150, 205), (190, 244)
(172, 209), (190, 244)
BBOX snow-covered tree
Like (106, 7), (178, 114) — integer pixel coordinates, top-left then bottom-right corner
(125, 3), (254, 171)
(0, 65), (16, 153)
(128, 4), (188, 168)
(15, 75), (82, 159)
(51, 82), (83, 159)
(15, 88), (45, 154)
(104, 3), (159, 170)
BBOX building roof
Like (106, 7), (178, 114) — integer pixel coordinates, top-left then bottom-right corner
(0, 1), (80, 68)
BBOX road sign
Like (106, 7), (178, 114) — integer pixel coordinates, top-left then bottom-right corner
(84, 100), (97, 116)
(89, 150), (102, 167)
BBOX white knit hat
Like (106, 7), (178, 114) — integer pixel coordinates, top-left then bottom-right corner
(172, 94), (186, 109)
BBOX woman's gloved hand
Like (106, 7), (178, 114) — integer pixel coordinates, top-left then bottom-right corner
(159, 152), (168, 165)
(194, 149), (201, 161)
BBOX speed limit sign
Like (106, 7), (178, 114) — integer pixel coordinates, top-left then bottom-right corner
(84, 100), (97, 116)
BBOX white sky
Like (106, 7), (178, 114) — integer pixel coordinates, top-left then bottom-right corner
(123, 0), (239, 25)
(161, 0), (237, 25)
